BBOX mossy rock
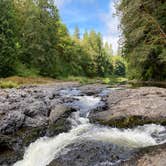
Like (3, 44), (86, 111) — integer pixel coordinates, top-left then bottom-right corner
(95, 116), (166, 128)
(20, 126), (47, 146)
(47, 117), (71, 137)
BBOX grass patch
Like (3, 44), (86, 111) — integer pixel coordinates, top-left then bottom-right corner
(0, 81), (19, 89)
(0, 76), (56, 89)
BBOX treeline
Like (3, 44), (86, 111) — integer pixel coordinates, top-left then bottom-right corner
(117, 0), (166, 81)
(0, 0), (125, 78)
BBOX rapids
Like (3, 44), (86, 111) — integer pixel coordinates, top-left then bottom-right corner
(14, 88), (166, 166)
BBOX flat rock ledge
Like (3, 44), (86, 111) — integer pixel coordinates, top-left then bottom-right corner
(90, 87), (166, 128)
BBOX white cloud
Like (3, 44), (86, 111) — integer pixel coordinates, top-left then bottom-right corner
(101, 0), (120, 54)
(54, 0), (95, 8)
(54, 0), (72, 8)
(54, 0), (120, 54)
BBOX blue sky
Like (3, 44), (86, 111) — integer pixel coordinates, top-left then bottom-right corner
(54, 0), (120, 54)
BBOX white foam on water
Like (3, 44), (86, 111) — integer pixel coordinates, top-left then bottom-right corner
(81, 124), (166, 148)
(14, 122), (166, 166)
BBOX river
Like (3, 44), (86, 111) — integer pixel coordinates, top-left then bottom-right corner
(14, 88), (166, 166)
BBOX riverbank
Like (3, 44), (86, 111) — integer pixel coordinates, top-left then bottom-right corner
(0, 76), (127, 89)
(0, 83), (166, 165)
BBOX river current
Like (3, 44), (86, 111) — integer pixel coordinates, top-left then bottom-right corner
(14, 88), (166, 166)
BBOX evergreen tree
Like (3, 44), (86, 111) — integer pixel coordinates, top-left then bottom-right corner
(117, 0), (166, 80)
(0, 0), (18, 77)
(73, 26), (80, 40)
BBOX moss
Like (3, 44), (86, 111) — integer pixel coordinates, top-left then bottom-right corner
(97, 116), (166, 128)
(15, 127), (47, 147)
(47, 117), (72, 137)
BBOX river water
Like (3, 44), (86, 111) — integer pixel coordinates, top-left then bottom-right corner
(14, 88), (166, 166)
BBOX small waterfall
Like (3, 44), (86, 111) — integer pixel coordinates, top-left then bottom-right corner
(14, 88), (166, 166)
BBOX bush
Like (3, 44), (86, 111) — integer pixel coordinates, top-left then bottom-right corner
(0, 81), (18, 89)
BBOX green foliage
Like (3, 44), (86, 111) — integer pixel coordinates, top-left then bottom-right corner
(80, 30), (114, 77)
(114, 60), (126, 76)
(117, 0), (166, 81)
(0, 0), (125, 79)
(112, 56), (126, 76)
(0, 0), (18, 77)
(58, 75), (127, 85)
(15, 62), (39, 77)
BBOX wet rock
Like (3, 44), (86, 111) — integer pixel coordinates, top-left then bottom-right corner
(46, 117), (71, 137)
(48, 140), (134, 166)
(49, 105), (72, 123)
(121, 143), (166, 166)
(47, 106), (75, 137)
(90, 87), (166, 128)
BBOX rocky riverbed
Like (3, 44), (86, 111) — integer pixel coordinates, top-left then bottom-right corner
(0, 83), (166, 166)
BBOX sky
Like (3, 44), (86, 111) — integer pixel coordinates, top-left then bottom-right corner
(54, 0), (120, 54)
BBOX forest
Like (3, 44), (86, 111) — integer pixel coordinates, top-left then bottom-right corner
(0, 0), (165, 81)
(0, 0), (126, 80)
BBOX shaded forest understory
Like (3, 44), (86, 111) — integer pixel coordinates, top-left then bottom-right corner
(0, 0), (166, 81)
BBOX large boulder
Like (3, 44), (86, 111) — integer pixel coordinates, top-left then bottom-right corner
(90, 87), (166, 128)
(47, 105), (75, 137)
(121, 143), (166, 166)
(48, 140), (134, 166)
(49, 105), (72, 124)
(48, 142), (166, 166)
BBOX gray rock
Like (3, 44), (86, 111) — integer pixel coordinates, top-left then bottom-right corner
(0, 111), (25, 134)
(49, 105), (71, 124)
(24, 116), (48, 127)
(90, 87), (166, 128)
(23, 100), (49, 117)
(48, 140), (134, 166)
(0, 82), (80, 165)
(121, 143), (166, 166)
